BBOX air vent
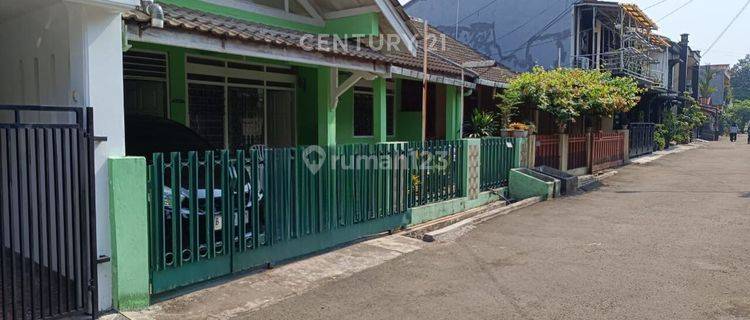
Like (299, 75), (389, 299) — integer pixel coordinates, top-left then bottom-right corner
(124, 51), (167, 79)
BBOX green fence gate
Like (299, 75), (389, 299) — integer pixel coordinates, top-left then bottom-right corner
(480, 137), (518, 191)
(147, 144), (410, 294)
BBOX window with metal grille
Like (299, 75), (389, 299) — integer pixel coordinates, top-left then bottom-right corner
(354, 87), (374, 137)
(188, 83), (226, 149)
(124, 50), (168, 117)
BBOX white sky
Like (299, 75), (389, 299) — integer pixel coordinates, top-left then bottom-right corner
(399, 0), (750, 66)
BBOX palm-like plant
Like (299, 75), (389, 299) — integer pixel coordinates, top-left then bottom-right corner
(466, 109), (497, 138)
(699, 65), (720, 101)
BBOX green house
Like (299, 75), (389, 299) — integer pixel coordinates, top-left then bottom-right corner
(122, 0), (514, 154)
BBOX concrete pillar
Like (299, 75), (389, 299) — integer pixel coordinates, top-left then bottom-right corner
(373, 77), (387, 143)
(460, 139), (481, 199)
(66, 1), (137, 310)
(558, 134), (569, 171)
(619, 129), (630, 162)
(525, 135), (537, 168)
(317, 67), (336, 146)
(108, 157), (149, 310)
(513, 137), (526, 168)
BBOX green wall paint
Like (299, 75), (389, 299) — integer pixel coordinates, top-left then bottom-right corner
(108, 157), (150, 311)
(323, 12), (379, 36)
(157, 0), (323, 33)
(509, 168), (555, 200)
(393, 79), (422, 142)
(445, 86), (458, 140)
(317, 67), (336, 146)
(373, 77), (387, 143)
(157, 1), (382, 36)
(408, 190), (505, 226)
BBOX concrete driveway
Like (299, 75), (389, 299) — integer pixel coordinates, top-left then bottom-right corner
(240, 137), (750, 320)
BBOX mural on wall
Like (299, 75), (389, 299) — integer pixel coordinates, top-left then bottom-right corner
(406, 0), (575, 72)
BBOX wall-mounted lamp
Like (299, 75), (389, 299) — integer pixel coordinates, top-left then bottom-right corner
(141, 0), (164, 29)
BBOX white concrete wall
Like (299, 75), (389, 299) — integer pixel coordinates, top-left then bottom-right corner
(0, 1), (73, 105)
(0, 0), (137, 312)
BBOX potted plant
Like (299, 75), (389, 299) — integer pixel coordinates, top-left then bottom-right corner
(507, 122), (529, 138)
(496, 91), (519, 138)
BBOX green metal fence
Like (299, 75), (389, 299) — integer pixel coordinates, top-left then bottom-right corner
(406, 140), (464, 207)
(147, 144), (409, 294)
(480, 137), (518, 191)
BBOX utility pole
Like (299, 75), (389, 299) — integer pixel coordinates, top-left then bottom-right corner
(455, 0), (460, 38)
(422, 19), (429, 141)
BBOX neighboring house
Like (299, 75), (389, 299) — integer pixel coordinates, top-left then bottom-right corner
(393, 18), (516, 139)
(0, 0), (518, 316)
(405, 0), (577, 72)
(701, 64), (732, 107)
(698, 64), (732, 139)
(408, 0), (702, 134)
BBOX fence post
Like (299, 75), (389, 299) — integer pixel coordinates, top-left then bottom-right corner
(558, 134), (569, 171)
(619, 129), (630, 162)
(586, 129), (594, 174)
(108, 157), (150, 310)
(513, 137), (526, 168)
(461, 139), (481, 200)
(525, 134), (537, 168)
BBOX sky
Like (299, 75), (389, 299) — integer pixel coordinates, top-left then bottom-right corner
(398, 0), (750, 66)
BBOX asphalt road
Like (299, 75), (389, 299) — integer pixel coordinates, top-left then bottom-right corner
(242, 137), (750, 320)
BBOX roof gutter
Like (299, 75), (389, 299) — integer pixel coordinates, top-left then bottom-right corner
(390, 66), (476, 89)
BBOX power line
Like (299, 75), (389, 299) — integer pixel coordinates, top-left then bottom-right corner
(644, 0), (670, 10)
(504, 4), (574, 56)
(495, 5), (555, 41)
(703, 0), (750, 56)
(457, 0), (499, 24)
(656, 0), (694, 22)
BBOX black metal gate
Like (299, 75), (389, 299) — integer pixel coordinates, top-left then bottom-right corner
(629, 122), (656, 158)
(0, 106), (98, 319)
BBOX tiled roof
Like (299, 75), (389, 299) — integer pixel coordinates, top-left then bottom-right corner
(621, 3), (658, 30)
(385, 43), (465, 77)
(404, 19), (515, 84)
(123, 3), (391, 64)
(649, 34), (671, 47)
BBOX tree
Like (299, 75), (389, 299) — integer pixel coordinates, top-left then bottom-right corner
(498, 67), (642, 131)
(699, 65), (719, 101)
(730, 55), (750, 101)
(722, 100), (750, 131)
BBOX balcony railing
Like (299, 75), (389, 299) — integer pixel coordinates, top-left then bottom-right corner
(573, 51), (664, 87)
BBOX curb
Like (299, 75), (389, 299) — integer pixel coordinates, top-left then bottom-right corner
(422, 197), (543, 242)
(400, 200), (508, 240)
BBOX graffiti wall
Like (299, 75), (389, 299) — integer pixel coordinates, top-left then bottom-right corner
(405, 0), (576, 72)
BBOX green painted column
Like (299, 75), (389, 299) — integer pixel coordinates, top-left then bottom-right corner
(168, 49), (188, 125)
(445, 86), (464, 140)
(373, 77), (387, 143)
(445, 86), (458, 140)
(109, 157), (150, 310)
(317, 67), (336, 146)
(456, 87), (465, 139)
